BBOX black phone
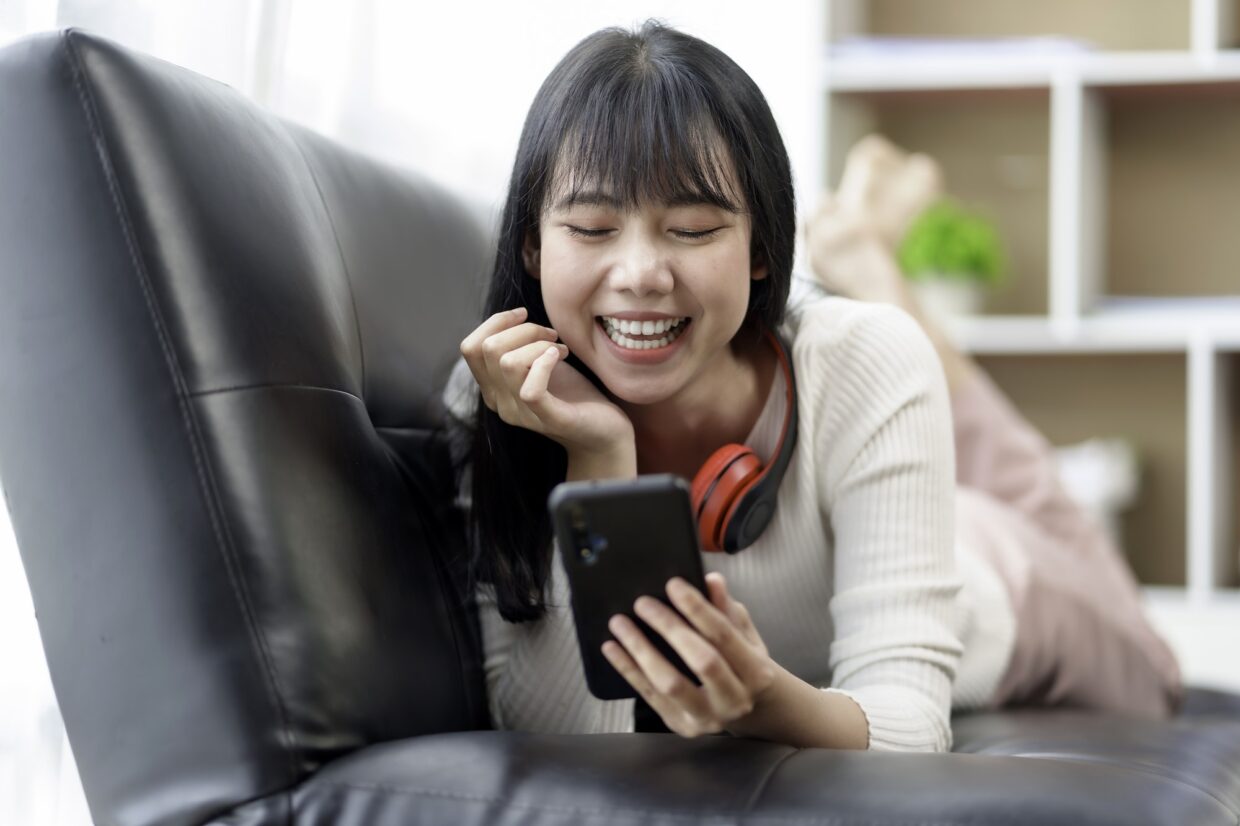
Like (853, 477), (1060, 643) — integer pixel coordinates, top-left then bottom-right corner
(548, 473), (710, 701)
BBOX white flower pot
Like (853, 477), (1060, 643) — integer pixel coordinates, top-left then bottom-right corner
(908, 274), (985, 326)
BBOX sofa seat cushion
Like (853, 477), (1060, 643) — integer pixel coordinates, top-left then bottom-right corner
(214, 720), (1240, 825)
(952, 707), (1240, 821)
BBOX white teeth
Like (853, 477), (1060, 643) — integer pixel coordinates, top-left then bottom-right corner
(602, 317), (688, 351)
(601, 316), (687, 336)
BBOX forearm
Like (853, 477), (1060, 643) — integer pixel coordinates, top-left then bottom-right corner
(726, 664), (869, 750)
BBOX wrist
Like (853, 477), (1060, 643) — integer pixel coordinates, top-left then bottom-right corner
(724, 662), (792, 740)
(565, 438), (637, 481)
(724, 664), (869, 750)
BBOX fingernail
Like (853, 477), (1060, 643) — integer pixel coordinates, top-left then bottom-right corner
(511, 307), (527, 317)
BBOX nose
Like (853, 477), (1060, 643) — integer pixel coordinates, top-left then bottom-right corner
(607, 231), (674, 297)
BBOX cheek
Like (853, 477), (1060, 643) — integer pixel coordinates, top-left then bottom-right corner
(701, 243), (755, 311)
(538, 270), (593, 336)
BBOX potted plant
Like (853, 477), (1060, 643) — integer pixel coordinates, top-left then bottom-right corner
(897, 198), (1006, 322)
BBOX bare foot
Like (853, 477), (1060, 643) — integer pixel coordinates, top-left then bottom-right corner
(803, 134), (943, 313)
(836, 134), (943, 250)
(804, 192), (919, 311)
(804, 136), (980, 396)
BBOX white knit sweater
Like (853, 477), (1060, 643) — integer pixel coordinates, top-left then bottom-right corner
(443, 275), (1016, 753)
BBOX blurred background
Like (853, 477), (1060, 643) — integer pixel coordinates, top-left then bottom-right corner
(2, 1), (1239, 823)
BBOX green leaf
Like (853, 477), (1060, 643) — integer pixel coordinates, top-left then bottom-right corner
(897, 198), (1007, 284)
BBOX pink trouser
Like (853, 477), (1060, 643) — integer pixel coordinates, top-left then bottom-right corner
(950, 367), (1184, 717)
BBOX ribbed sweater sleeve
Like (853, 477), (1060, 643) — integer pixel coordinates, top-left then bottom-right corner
(809, 303), (964, 752)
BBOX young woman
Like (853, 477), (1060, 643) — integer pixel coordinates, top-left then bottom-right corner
(444, 19), (1182, 753)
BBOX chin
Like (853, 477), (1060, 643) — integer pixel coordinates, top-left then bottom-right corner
(595, 370), (678, 407)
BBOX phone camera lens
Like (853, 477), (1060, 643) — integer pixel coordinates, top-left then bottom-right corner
(578, 535), (607, 565)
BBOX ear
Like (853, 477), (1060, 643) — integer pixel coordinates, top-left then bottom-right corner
(522, 230), (541, 280)
(751, 249), (769, 282)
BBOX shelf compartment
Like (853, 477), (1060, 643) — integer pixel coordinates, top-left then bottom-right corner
(827, 88), (1050, 316)
(831, 0), (1194, 52)
(974, 352), (1188, 586)
(1095, 81), (1240, 303)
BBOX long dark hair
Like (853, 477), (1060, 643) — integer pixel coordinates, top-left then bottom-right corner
(455, 19), (796, 622)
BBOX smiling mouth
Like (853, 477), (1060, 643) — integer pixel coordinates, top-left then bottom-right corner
(596, 316), (692, 350)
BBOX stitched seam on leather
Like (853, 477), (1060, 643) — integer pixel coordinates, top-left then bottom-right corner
(62, 29), (302, 808)
(742, 746), (801, 812)
(306, 780), (979, 825)
(187, 381), (363, 404)
(287, 130), (367, 405)
(188, 364), (475, 722)
(281, 122), (477, 723)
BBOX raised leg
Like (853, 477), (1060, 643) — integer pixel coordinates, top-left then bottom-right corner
(804, 136), (1183, 717)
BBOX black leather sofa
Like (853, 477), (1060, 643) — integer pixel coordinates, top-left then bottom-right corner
(1, 27), (1238, 826)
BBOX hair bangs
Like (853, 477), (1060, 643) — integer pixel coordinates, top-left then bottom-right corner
(543, 79), (745, 219)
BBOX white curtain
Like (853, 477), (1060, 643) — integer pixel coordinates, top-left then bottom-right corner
(0, 2), (818, 822)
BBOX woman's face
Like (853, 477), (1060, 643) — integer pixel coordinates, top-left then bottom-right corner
(523, 170), (767, 407)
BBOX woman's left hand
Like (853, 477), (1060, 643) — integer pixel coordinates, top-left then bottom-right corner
(601, 572), (778, 738)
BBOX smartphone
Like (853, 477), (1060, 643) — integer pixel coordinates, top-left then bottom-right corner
(548, 473), (710, 701)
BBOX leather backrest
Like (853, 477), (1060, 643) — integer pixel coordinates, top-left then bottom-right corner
(0, 27), (491, 826)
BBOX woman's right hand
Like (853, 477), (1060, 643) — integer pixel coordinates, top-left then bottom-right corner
(459, 306), (635, 458)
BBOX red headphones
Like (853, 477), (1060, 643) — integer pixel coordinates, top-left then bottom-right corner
(690, 326), (798, 553)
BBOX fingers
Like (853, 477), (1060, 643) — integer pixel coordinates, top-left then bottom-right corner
(624, 595), (754, 722)
(600, 640), (699, 736)
(493, 340), (569, 427)
(458, 306), (567, 421)
(459, 306), (527, 362)
(605, 610), (729, 734)
(667, 577), (769, 681)
(459, 308), (532, 408)
(711, 575), (763, 650)
(705, 572), (732, 615)
(482, 321), (562, 383)
(706, 572), (745, 628)
(500, 338), (567, 386)
(518, 344), (573, 423)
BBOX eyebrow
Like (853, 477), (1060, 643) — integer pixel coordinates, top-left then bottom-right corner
(551, 190), (729, 214)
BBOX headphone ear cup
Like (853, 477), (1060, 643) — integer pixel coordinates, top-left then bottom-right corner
(691, 445), (763, 551)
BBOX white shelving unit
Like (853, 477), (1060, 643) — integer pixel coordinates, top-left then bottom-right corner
(820, 0), (1240, 688)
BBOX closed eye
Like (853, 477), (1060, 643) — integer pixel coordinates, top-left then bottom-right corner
(672, 228), (721, 240)
(564, 226), (611, 239)
(564, 226), (722, 240)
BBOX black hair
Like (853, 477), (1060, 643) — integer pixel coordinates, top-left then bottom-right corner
(454, 18), (796, 621)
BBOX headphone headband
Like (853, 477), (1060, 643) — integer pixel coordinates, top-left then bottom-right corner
(690, 326), (798, 552)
